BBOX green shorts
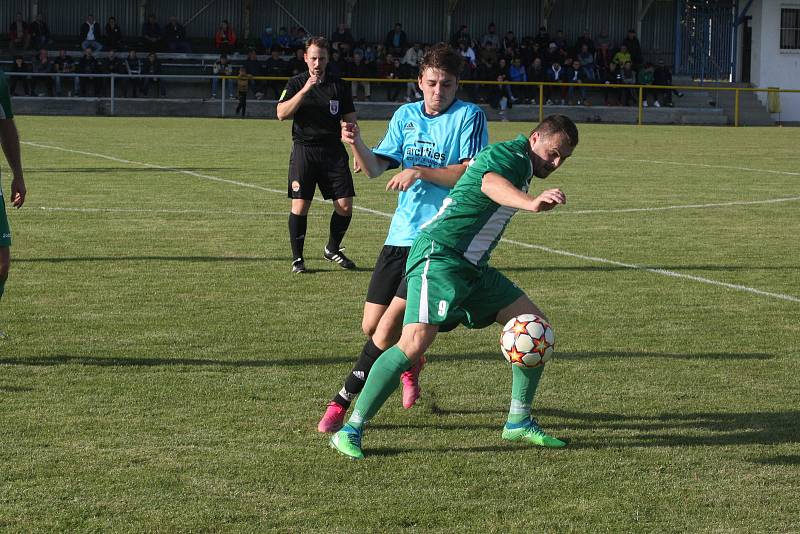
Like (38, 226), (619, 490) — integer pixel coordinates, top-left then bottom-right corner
(404, 234), (524, 330)
(0, 192), (10, 247)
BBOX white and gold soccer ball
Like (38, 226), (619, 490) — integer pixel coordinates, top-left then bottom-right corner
(500, 314), (555, 368)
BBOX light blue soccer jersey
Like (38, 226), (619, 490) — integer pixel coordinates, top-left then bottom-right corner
(373, 100), (487, 246)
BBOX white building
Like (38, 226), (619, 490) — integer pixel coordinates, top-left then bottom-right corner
(746, 0), (800, 122)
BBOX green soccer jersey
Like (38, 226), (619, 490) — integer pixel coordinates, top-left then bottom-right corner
(0, 71), (13, 120)
(419, 134), (533, 267)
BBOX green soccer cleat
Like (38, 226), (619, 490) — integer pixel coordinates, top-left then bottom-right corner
(330, 424), (364, 460)
(502, 418), (566, 448)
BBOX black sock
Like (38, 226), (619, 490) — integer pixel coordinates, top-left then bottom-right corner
(333, 338), (385, 407)
(326, 212), (352, 253)
(288, 213), (307, 260)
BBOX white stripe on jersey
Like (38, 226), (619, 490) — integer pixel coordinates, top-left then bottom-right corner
(418, 240), (435, 323)
(463, 206), (517, 265)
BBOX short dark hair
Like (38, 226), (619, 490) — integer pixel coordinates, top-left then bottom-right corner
(304, 36), (329, 52)
(532, 115), (579, 147)
(418, 43), (464, 79)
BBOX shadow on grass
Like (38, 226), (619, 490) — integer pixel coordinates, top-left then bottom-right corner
(435, 350), (774, 362)
(0, 385), (33, 393)
(751, 455), (800, 466)
(1, 348), (773, 369)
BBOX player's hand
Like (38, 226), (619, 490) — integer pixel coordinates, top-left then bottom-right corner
(11, 177), (26, 208)
(531, 188), (565, 212)
(386, 168), (420, 192)
(341, 121), (360, 145)
(353, 161), (362, 173)
(302, 74), (322, 92)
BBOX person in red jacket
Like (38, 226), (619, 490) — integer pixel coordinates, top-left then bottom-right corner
(214, 20), (237, 54)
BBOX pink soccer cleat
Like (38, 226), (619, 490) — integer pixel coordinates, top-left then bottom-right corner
(401, 356), (426, 409)
(317, 401), (347, 433)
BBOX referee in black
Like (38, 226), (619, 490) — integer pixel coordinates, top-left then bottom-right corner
(277, 36), (358, 274)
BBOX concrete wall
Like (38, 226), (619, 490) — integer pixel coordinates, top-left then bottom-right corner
(750, 0), (800, 121)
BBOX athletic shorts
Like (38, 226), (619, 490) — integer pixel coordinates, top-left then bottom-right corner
(287, 142), (355, 201)
(365, 245), (410, 305)
(0, 193), (10, 247)
(404, 234), (524, 330)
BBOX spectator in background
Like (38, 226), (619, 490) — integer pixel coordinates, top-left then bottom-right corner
(458, 40), (478, 102)
(292, 27), (309, 49)
(80, 14), (103, 52)
(33, 49), (55, 96)
(622, 29), (643, 68)
(546, 59), (565, 105)
(124, 49), (142, 97)
(235, 66), (253, 118)
(277, 27), (291, 50)
(450, 25), (471, 48)
(142, 52), (166, 97)
(553, 30), (568, 53)
(102, 49), (127, 97)
(384, 23), (408, 56)
(507, 56), (527, 103)
(327, 49), (345, 77)
(566, 59), (588, 105)
(289, 48), (307, 75)
(378, 54), (402, 102)
(653, 58), (681, 107)
(577, 44), (596, 81)
(54, 50), (78, 97)
(638, 62), (657, 107)
(612, 44), (631, 67)
(401, 42), (423, 101)
(533, 26), (550, 49)
(29, 13), (52, 50)
(595, 30), (611, 49)
(215, 20), (237, 54)
(142, 14), (163, 53)
(9, 56), (32, 96)
(210, 53), (233, 99)
(243, 48), (263, 97)
(621, 60), (636, 106)
(502, 31), (518, 54)
(9, 13), (31, 51)
(595, 41), (613, 79)
(528, 57), (546, 104)
(105, 16), (125, 50)
(78, 47), (103, 96)
(348, 50), (373, 101)
(165, 16), (191, 53)
(603, 61), (624, 105)
(263, 46), (289, 99)
(575, 29), (595, 55)
(331, 22), (354, 50)
(261, 26), (275, 51)
(480, 22), (500, 49)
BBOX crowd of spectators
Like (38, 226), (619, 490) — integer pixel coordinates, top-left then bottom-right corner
(4, 12), (680, 107)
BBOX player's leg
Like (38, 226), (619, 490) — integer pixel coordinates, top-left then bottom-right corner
(495, 294), (565, 448)
(330, 322), (438, 459)
(320, 144), (356, 269)
(319, 247), (406, 432)
(0, 244), (10, 339)
(287, 144), (315, 273)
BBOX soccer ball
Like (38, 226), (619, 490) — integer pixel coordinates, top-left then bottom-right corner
(500, 314), (555, 367)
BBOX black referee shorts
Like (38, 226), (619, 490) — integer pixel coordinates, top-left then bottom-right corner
(288, 142), (355, 201)
(365, 245), (410, 305)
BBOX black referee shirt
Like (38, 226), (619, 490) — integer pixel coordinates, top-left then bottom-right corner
(279, 72), (356, 146)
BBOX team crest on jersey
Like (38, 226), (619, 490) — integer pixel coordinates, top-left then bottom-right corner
(329, 100), (339, 115)
(404, 121), (415, 131)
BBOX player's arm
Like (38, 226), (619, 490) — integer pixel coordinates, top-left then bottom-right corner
(386, 163), (467, 192)
(276, 76), (317, 121)
(341, 121), (391, 178)
(0, 119), (26, 208)
(481, 172), (565, 213)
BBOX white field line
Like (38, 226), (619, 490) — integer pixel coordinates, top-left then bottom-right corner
(38, 206), (311, 216)
(23, 141), (799, 304)
(555, 196), (800, 215)
(582, 156), (800, 177)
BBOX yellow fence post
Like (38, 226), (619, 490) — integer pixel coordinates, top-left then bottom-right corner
(638, 85), (643, 126)
(539, 84), (544, 123)
(734, 89), (740, 127)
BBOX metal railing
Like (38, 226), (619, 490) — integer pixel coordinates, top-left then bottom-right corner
(5, 72), (799, 126)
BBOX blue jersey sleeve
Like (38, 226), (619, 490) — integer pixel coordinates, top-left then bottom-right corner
(458, 107), (488, 163)
(372, 112), (404, 169)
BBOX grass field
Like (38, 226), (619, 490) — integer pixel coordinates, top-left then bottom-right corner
(1, 116), (799, 532)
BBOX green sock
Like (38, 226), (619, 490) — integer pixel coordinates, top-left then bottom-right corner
(347, 345), (411, 429)
(507, 364), (545, 425)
